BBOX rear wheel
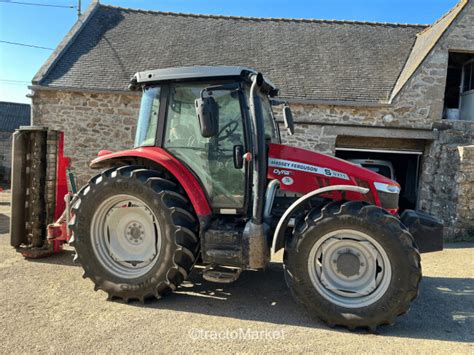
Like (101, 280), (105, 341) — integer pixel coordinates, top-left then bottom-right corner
(284, 200), (421, 331)
(69, 166), (199, 302)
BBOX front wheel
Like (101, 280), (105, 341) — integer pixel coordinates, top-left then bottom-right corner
(284, 200), (421, 331)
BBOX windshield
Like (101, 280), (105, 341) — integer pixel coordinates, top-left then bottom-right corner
(134, 86), (161, 147)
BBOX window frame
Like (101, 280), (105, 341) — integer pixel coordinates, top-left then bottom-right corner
(259, 91), (281, 144)
(134, 85), (164, 148)
(461, 59), (474, 94)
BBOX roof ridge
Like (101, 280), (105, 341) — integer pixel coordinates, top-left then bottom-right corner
(100, 3), (428, 28)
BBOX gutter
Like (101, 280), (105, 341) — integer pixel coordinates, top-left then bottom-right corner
(275, 120), (439, 140)
(280, 97), (390, 108)
(29, 85), (391, 108)
(28, 85), (140, 97)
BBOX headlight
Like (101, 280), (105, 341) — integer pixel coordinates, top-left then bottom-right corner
(374, 182), (400, 194)
(374, 182), (400, 209)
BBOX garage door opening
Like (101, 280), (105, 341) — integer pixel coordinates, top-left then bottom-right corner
(335, 148), (422, 212)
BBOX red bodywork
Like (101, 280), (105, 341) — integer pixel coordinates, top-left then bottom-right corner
(90, 147), (212, 216)
(267, 144), (399, 212)
(50, 133), (72, 253)
(90, 143), (399, 218)
(54, 133), (70, 220)
(38, 142), (399, 259)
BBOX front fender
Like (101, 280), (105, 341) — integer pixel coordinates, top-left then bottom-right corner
(272, 185), (370, 253)
(90, 147), (212, 217)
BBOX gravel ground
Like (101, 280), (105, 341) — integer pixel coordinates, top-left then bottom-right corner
(0, 192), (473, 353)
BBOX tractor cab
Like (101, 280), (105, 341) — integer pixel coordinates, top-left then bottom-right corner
(130, 66), (283, 216)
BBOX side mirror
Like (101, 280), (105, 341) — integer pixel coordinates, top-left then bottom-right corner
(195, 93), (219, 138)
(283, 105), (295, 135)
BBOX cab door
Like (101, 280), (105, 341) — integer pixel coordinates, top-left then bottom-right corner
(163, 83), (248, 213)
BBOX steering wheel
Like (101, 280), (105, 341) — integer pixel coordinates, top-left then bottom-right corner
(209, 120), (240, 161)
(216, 120), (239, 142)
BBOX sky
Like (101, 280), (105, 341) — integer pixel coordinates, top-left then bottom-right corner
(0, 0), (460, 104)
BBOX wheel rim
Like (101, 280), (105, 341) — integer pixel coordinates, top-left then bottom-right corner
(90, 194), (161, 279)
(307, 229), (392, 308)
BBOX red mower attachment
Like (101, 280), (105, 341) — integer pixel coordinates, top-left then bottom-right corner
(10, 127), (73, 258)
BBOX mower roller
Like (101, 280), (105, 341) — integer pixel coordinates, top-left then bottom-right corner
(10, 127), (71, 258)
(10, 66), (443, 330)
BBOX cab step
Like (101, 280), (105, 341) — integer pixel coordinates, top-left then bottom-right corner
(202, 266), (242, 283)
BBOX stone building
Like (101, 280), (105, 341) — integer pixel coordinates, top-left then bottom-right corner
(0, 102), (31, 188)
(29, 0), (473, 239)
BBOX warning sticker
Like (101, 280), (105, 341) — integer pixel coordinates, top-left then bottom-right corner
(269, 158), (349, 180)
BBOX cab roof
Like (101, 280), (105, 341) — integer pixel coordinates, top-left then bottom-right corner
(130, 66), (278, 95)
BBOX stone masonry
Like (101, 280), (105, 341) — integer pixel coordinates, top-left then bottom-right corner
(420, 121), (474, 240)
(456, 144), (474, 238)
(32, 90), (140, 185)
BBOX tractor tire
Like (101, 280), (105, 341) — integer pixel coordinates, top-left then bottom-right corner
(69, 165), (199, 302)
(284, 200), (421, 331)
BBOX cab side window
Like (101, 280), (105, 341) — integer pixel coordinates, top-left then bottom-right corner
(164, 84), (246, 209)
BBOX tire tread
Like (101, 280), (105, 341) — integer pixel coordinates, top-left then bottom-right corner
(284, 200), (421, 331)
(69, 165), (199, 302)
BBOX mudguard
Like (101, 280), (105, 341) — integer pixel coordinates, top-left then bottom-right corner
(90, 147), (212, 217)
(272, 185), (370, 253)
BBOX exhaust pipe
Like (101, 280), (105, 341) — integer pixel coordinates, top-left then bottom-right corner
(242, 73), (270, 269)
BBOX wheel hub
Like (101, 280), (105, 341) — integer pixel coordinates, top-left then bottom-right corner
(336, 251), (360, 278)
(126, 222), (145, 245)
(308, 229), (392, 308)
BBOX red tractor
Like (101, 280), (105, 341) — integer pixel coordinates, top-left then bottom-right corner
(10, 66), (443, 330)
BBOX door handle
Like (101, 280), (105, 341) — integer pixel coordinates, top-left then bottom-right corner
(233, 145), (244, 169)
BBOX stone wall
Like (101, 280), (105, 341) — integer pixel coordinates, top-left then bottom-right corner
(31, 90), (140, 185)
(456, 144), (474, 239)
(0, 131), (12, 187)
(418, 120), (474, 240)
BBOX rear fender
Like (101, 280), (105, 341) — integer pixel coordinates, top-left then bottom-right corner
(90, 147), (212, 217)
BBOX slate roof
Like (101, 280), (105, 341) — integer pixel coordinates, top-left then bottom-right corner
(0, 102), (31, 132)
(33, 2), (430, 104)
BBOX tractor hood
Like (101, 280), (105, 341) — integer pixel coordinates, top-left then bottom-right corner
(267, 144), (400, 209)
